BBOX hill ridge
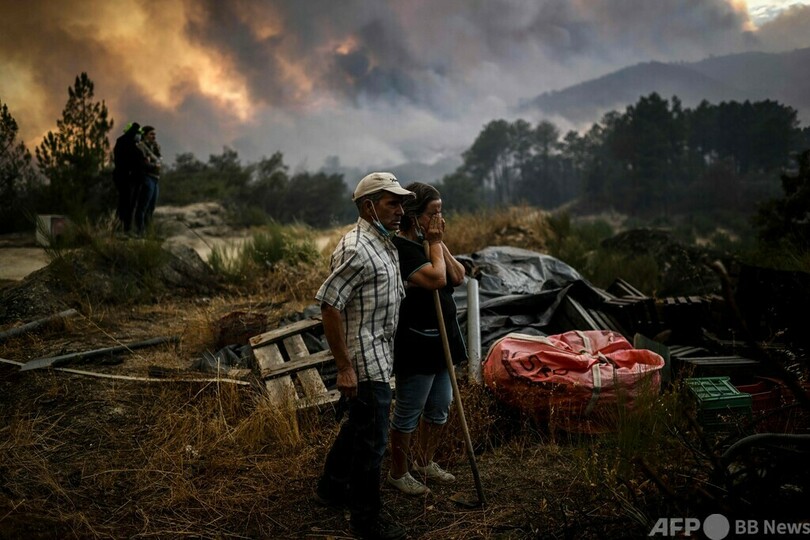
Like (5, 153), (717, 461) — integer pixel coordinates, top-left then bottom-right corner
(522, 47), (810, 125)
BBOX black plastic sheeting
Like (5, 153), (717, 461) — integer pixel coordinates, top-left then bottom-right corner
(192, 344), (254, 374)
(453, 246), (608, 352)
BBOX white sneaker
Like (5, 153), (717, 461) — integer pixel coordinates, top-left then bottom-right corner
(412, 461), (456, 483)
(386, 471), (431, 496)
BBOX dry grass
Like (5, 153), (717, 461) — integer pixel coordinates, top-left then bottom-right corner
(2, 303), (688, 540)
(445, 206), (551, 255)
(0, 361), (673, 539)
(1, 299), (805, 538)
(2, 211), (807, 539)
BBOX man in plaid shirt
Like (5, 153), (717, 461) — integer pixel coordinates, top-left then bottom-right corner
(314, 172), (414, 540)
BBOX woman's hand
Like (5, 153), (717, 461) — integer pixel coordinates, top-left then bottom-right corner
(425, 212), (444, 245)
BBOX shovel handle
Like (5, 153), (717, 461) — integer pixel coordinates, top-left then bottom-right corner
(423, 240), (486, 505)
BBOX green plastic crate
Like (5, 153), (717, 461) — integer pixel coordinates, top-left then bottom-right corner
(685, 376), (753, 429)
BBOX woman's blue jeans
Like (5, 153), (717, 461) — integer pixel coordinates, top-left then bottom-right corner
(134, 177), (159, 234)
(391, 369), (452, 433)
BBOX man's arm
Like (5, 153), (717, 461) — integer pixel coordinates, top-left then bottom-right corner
(321, 302), (358, 399)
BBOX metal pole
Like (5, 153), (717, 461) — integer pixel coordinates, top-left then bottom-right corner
(20, 336), (179, 371)
(0, 309), (78, 343)
(466, 277), (482, 385)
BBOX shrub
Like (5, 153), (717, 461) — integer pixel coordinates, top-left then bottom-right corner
(40, 216), (173, 306)
(584, 251), (660, 292)
(446, 206), (550, 255)
(208, 223), (320, 284)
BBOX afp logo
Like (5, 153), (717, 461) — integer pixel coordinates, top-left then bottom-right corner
(649, 514), (730, 539)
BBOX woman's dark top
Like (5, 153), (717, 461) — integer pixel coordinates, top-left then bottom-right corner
(392, 235), (467, 376)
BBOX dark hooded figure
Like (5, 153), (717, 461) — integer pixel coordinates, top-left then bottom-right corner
(112, 122), (144, 234)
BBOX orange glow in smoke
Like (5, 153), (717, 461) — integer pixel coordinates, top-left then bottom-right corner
(72, 1), (255, 119)
(334, 36), (361, 56)
(734, 0), (759, 31)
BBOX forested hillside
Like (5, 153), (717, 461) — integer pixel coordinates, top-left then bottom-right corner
(2, 73), (809, 248)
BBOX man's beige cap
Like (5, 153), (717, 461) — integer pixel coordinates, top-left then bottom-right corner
(352, 172), (415, 201)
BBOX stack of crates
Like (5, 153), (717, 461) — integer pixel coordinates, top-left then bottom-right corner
(685, 376), (753, 431)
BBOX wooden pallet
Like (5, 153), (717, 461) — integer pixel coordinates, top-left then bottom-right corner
(249, 318), (340, 410)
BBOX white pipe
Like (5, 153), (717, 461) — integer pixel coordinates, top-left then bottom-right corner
(466, 277), (482, 385)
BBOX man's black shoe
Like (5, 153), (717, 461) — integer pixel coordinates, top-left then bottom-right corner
(312, 489), (345, 509)
(349, 517), (406, 540)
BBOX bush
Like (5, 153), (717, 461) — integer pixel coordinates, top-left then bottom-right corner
(442, 206), (551, 256)
(584, 251), (660, 292)
(226, 205), (270, 228)
(41, 217), (173, 306)
(208, 223), (320, 284)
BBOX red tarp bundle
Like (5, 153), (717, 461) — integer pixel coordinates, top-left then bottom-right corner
(483, 330), (665, 433)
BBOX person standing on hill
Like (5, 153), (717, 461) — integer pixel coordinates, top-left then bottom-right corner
(134, 125), (162, 236)
(387, 182), (467, 496)
(314, 172), (414, 540)
(112, 122), (143, 235)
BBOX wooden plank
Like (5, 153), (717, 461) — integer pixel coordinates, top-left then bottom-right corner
(608, 278), (647, 299)
(283, 334), (328, 400)
(669, 346), (706, 358)
(606, 298), (636, 307)
(606, 299), (658, 333)
(253, 343), (298, 406)
(564, 297), (601, 331)
(588, 309), (625, 335)
(591, 287), (614, 303)
(683, 356), (759, 364)
(298, 389), (341, 410)
(249, 318), (322, 349)
(263, 349), (333, 380)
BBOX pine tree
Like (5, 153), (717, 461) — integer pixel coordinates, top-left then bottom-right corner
(755, 149), (810, 249)
(35, 72), (113, 219)
(0, 102), (40, 232)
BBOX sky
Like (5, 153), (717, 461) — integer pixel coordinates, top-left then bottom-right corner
(1, 0), (809, 175)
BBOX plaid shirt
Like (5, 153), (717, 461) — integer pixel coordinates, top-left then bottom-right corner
(316, 218), (404, 383)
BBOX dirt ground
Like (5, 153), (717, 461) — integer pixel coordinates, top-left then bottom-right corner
(0, 232), (50, 281)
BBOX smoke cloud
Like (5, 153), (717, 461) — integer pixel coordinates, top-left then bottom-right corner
(1, 0), (808, 173)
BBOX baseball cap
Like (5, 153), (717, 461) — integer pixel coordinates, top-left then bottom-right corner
(352, 172), (416, 201)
